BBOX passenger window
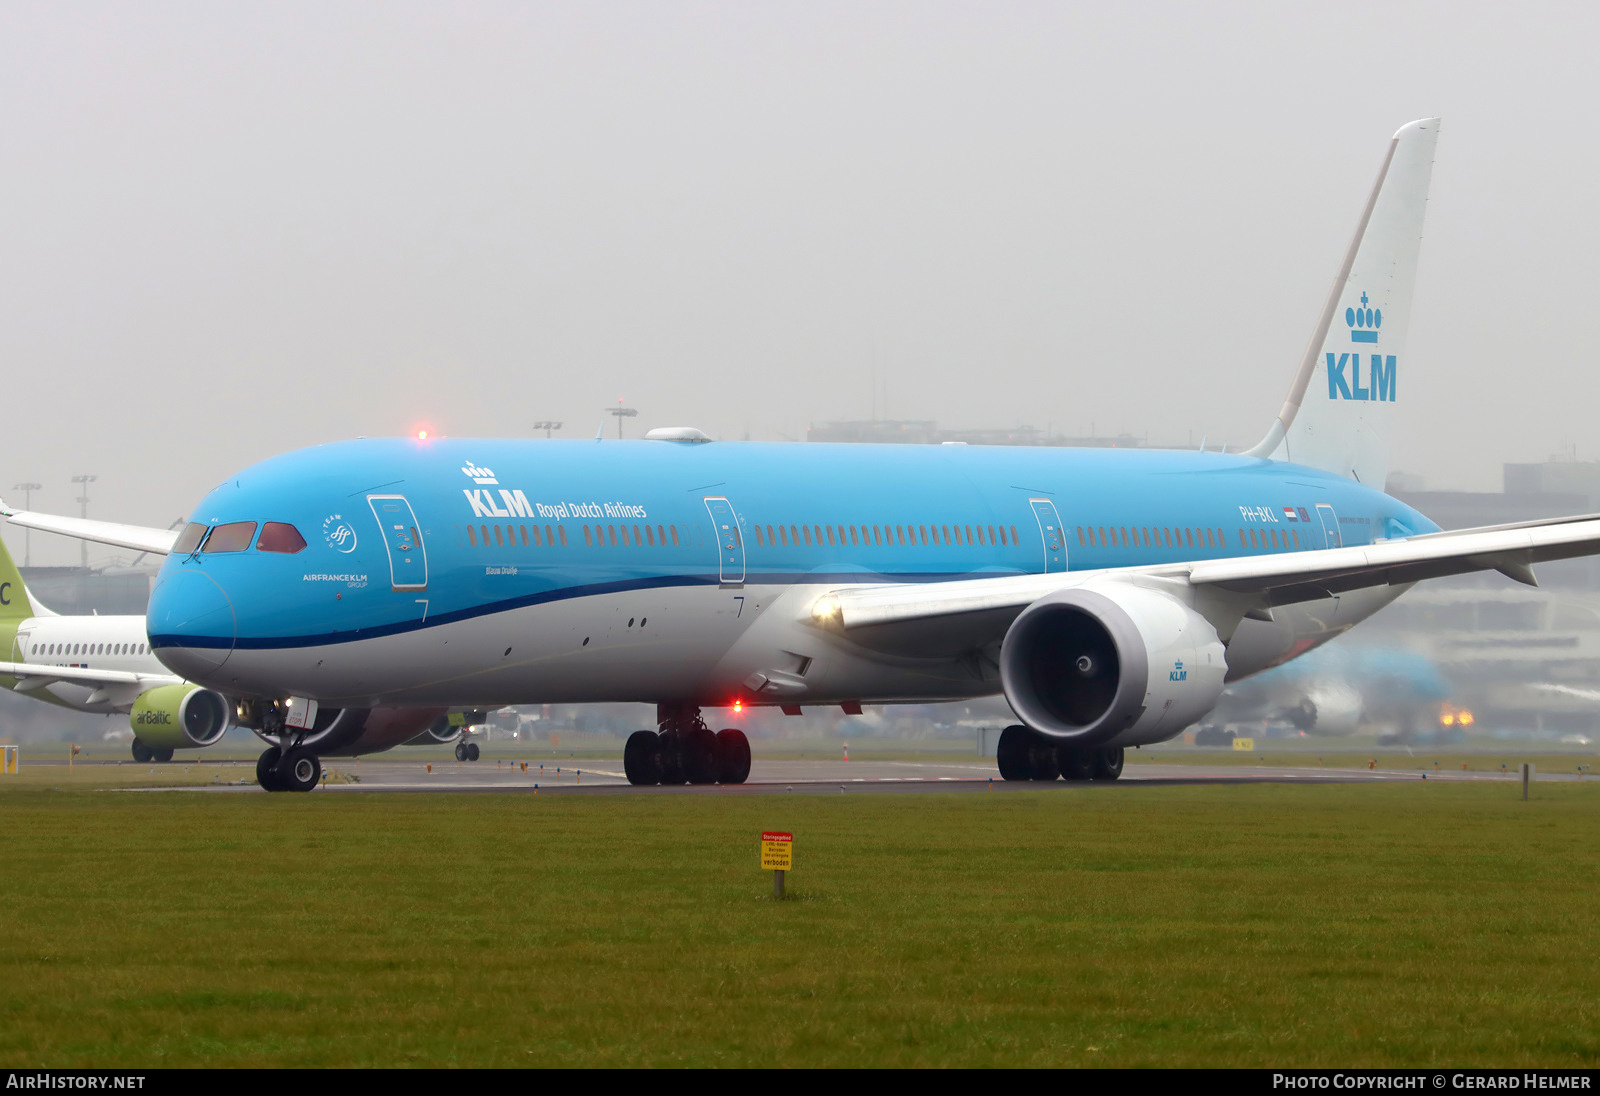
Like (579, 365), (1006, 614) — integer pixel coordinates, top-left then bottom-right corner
(608, 526), (617, 546)
(620, 526), (631, 547)
(173, 523), (209, 554)
(873, 526), (882, 546)
(202, 522), (257, 553)
(583, 526), (593, 546)
(518, 525), (528, 546)
(1293, 529), (1301, 549)
(256, 522), (307, 554)
(803, 526), (813, 546)
(1009, 525), (1020, 546)
(826, 526), (836, 546)
(490, 525), (501, 547)
(531, 525), (542, 546)
(669, 526), (679, 547)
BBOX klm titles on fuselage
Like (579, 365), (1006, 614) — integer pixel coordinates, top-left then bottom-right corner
(1329, 292), (1396, 402)
(459, 463), (648, 522)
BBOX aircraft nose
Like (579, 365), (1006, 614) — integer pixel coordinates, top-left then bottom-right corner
(147, 569), (236, 677)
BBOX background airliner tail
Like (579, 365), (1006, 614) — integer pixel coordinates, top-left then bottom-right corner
(0, 532), (53, 619)
(1244, 118), (1439, 487)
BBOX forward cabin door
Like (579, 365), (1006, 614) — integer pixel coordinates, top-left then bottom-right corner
(1315, 503), (1342, 549)
(703, 497), (745, 587)
(1029, 498), (1068, 573)
(367, 495), (429, 591)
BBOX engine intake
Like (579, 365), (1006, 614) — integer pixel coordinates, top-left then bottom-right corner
(1000, 583), (1227, 747)
(129, 683), (232, 749)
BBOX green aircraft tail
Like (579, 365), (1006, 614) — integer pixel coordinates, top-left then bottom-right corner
(0, 532), (42, 620)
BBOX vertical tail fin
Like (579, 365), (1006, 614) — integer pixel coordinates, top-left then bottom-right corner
(1244, 118), (1440, 486)
(0, 532), (49, 619)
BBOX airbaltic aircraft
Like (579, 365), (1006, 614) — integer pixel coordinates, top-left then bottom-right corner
(10, 118), (1600, 792)
(0, 534), (478, 780)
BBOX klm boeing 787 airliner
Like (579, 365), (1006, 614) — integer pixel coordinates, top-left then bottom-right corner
(11, 118), (1600, 791)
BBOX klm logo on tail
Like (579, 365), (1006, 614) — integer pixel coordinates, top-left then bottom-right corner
(1327, 292), (1397, 402)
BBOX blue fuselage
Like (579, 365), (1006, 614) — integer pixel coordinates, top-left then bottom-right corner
(146, 438), (1437, 708)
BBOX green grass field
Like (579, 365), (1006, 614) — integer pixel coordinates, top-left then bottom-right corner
(0, 776), (1596, 1067)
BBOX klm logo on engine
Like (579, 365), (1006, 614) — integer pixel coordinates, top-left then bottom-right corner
(1170, 660), (1186, 682)
(461, 460), (535, 519)
(1328, 292), (1396, 402)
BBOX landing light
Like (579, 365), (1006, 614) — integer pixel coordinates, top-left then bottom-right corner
(811, 595), (842, 627)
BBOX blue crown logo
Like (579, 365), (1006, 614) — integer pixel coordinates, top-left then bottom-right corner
(1346, 291), (1381, 343)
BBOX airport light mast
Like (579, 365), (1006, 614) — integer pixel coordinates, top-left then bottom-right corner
(71, 474), (96, 570)
(532, 421), (563, 438)
(609, 401), (637, 439)
(10, 482), (41, 566)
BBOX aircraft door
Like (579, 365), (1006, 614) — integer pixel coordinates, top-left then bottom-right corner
(703, 497), (745, 587)
(1316, 503), (1342, 549)
(367, 495), (429, 591)
(1028, 498), (1068, 573)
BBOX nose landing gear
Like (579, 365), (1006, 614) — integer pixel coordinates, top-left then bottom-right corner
(624, 704), (751, 786)
(250, 702), (323, 792)
(254, 744), (321, 792)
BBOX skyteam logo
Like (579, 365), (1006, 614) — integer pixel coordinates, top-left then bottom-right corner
(1327, 291), (1396, 402)
(461, 462), (498, 485)
(322, 514), (359, 554)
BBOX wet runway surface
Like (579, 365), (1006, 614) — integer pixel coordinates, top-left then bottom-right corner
(137, 756), (1591, 794)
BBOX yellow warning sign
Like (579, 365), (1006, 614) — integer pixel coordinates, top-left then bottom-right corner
(1233, 737), (1255, 751)
(760, 831), (793, 871)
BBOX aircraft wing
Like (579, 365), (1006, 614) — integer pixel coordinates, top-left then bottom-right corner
(820, 515), (1600, 633)
(0, 661), (182, 692)
(0, 502), (179, 555)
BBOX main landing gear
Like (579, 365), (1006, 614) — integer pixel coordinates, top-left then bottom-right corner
(996, 724), (1124, 783)
(455, 741), (480, 762)
(624, 703), (751, 786)
(130, 739), (175, 764)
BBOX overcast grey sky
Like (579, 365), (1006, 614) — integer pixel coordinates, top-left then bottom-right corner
(4, 1), (1598, 566)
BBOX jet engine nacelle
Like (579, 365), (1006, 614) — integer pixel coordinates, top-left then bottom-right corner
(129, 683), (232, 749)
(312, 707), (452, 756)
(1000, 583), (1228, 747)
(403, 714), (465, 747)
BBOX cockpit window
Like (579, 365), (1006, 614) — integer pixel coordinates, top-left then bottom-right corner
(173, 523), (209, 554)
(256, 522), (308, 554)
(202, 521), (258, 553)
